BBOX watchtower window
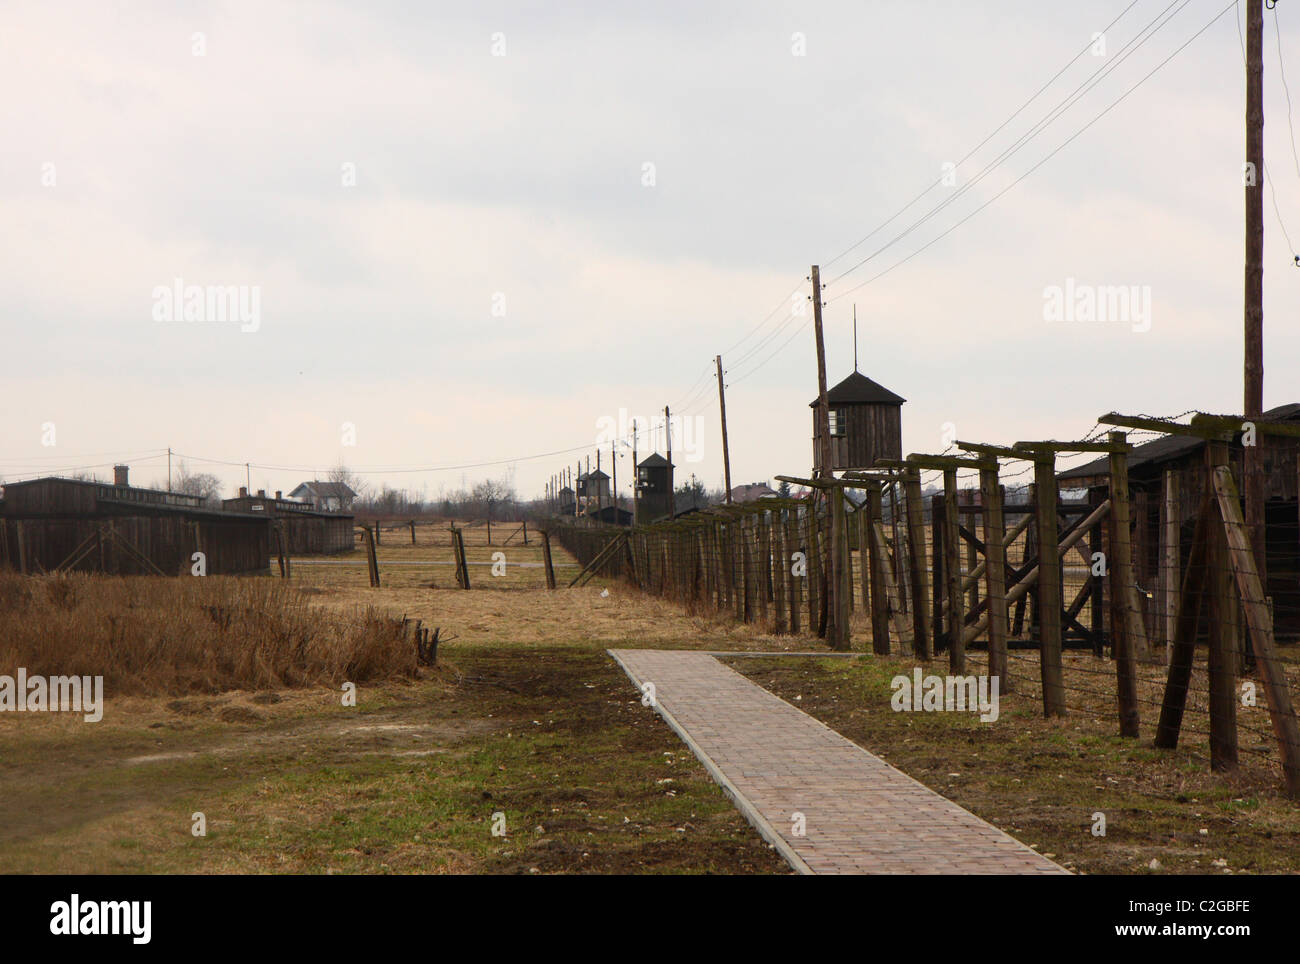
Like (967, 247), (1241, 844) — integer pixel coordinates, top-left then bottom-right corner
(828, 409), (846, 437)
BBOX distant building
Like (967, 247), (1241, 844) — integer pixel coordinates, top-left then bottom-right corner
(288, 480), (356, 513)
(730, 482), (779, 503)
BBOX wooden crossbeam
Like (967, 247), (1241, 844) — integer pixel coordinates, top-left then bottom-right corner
(1012, 440), (1131, 454)
(1192, 412), (1300, 439)
(1100, 412), (1233, 441)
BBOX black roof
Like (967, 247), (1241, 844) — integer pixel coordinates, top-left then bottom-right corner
(809, 371), (905, 407)
(587, 469), (609, 480)
(1058, 403), (1300, 481)
(638, 453), (672, 468)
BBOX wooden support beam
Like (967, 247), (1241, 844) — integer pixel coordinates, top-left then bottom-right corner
(1205, 440), (1239, 771)
(1213, 465), (1300, 796)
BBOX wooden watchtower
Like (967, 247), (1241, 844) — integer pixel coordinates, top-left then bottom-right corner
(635, 453), (673, 524)
(811, 370), (905, 473)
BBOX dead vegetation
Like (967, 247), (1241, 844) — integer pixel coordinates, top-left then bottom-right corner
(0, 572), (417, 695)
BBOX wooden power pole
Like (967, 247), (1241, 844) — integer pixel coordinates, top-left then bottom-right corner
(632, 419), (639, 523)
(665, 405), (675, 518)
(1244, 0), (1267, 582)
(811, 265), (844, 649)
(717, 355), (733, 503)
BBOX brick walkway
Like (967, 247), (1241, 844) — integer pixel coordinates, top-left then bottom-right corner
(609, 650), (1067, 875)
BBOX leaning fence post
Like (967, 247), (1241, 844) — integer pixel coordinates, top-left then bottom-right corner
(361, 525), (380, 587)
(1205, 438), (1240, 770)
(541, 529), (557, 590)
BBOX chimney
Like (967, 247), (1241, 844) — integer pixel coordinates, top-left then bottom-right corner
(257, 489), (266, 498)
(275, 490), (282, 500)
(113, 465), (129, 487)
(238, 486), (248, 498)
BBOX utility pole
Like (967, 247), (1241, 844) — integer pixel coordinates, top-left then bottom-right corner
(167, 447), (172, 491)
(246, 462), (251, 494)
(811, 264), (844, 649)
(665, 405), (675, 518)
(632, 419), (639, 524)
(611, 439), (617, 523)
(716, 355), (733, 503)
(1244, 0), (1267, 582)
(853, 305), (859, 372)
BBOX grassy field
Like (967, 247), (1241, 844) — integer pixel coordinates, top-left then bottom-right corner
(0, 531), (796, 874)
(4, 517), (1300, 875)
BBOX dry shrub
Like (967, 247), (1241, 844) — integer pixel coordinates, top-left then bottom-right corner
(0, 572), (417, 695)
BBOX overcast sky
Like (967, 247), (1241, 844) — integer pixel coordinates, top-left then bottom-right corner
(4, 0), (1299, 501)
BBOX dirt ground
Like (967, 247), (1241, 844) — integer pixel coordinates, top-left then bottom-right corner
(0, 649), (788, 874)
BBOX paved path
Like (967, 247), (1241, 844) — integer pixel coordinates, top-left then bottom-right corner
(609, 649), (1067, 875)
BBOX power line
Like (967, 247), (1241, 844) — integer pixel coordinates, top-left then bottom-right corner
(822, 0), (1144, 272)
(826, 0), (1192, 290)
(828, 0), (1240, 305)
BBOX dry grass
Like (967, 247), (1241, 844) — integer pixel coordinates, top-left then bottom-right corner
(0, 572), (417, 695)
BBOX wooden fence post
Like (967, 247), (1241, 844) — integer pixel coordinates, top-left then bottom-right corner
(362, 525), (380, 587)
(866, 482), (890, 655)
(904, 473), (931, 660)
(931, 493), (945, 657)
(1107, 432), (1139, 735)
(1034, 456), (1065, 717)
(943, 469), (964, 673)
(1160, 469), (1180, 664)
(980, 464), (1008, 691)
(786, 511), (801, 634)
(541, 530), (557, 590)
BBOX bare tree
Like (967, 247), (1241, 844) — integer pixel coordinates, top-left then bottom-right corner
(172, 460), (224, 506)
(327, 462), (369, 507)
